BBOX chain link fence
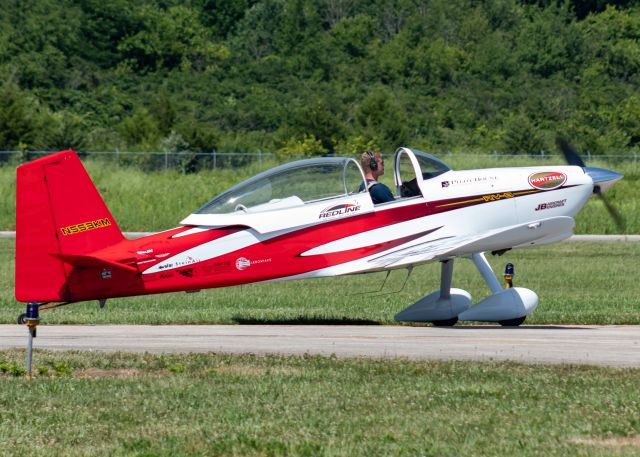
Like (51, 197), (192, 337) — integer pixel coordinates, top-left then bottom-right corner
(0, 149), (638, 171)
(0, 150), (279, 171)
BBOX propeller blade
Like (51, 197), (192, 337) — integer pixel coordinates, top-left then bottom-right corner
(555, 137), (586, 168)
(557, 137), (625, 231)
(596, 192), (626, 231)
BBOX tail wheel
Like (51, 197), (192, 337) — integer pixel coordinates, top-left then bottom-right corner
(431, 317), (459, 327)
(499, 316), (526, 327)
(17, 313), (26, 325)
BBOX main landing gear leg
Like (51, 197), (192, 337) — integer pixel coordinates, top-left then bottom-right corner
(471, 252), (503, 295)
(394, 259), (472, 324)
(431, 260), (459, 327)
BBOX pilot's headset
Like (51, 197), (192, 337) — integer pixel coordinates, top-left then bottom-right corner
(367, 150), (378, 171)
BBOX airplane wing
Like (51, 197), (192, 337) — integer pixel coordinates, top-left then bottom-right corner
(367, 216), (574, 268)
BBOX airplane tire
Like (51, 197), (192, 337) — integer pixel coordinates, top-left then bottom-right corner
(431, 317), (459, 327)
(17, 313), (26, 325)
(498, 316), (526, 327)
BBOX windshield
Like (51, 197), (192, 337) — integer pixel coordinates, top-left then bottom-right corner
(412, 149), (451, 178)
(196, 158), (366, 214)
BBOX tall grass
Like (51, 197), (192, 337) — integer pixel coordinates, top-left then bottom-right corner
(1, 155), (638, 233)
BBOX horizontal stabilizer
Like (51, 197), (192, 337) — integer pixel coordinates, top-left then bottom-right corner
(53, 253), (139, 273)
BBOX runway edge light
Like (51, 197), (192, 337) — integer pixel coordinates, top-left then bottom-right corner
(504, 263), (514, 289)
(24, 302), (40, 381)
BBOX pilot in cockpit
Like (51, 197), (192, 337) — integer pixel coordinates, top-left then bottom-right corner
(359, 150), (395, 204)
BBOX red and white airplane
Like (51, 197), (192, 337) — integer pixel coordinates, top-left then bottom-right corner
(15, 144), (623, 326)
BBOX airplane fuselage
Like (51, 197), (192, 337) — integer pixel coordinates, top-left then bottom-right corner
(61, 165), (593, 303)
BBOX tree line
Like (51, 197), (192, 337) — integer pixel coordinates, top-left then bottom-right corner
(1, 0), (639, 159)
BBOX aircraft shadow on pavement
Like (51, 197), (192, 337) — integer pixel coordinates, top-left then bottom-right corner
(452, 325), (594, 330)
(231, 318), (592, 329)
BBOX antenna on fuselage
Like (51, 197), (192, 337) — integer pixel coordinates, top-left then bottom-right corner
(349, 271), (391, 296)
(372, 266), (414, 296)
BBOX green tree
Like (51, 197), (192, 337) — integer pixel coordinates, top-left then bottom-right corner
(152, 86), (177, 135)
(48, 110), (89, 150)
(117, 108), (160, 149)
(0, 77), (50, 149)
(119, 5), (229, 71)
(232, 0), (284, 59)
(196, 0), (255, 38)
(515, 3), (578, 78)
(500, 112), (546, 154)
(355, 87), (410, 150)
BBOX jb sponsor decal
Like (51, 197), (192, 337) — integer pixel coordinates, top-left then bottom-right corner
(528, 172), (567, 190)
(60, 218), (112, 236)
(235, 257), (272, 271)
(535, 199), (567, 211)
(319, 202), (361, 219)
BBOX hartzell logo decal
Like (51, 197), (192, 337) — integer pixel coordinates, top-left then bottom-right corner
(319, 202), (361, 219)
(528, 172), (567, 190)
(60, 218), (112, 236)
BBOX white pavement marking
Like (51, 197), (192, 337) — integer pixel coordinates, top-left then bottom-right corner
(1, 325), (640, 368)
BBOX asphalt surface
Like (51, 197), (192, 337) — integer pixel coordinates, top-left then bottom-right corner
(2, 324), (640, 367)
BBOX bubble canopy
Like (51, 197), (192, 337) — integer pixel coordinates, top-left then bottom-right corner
(196, 157), (367, 215)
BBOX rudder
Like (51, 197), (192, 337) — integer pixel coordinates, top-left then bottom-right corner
(15, 150), (124, 302)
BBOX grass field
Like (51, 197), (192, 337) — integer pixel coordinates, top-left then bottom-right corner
(2, 158), (639, 456)
(1, 155), (638, 233)
(1, 238), (638, 325)
(1, 350), (639, 456)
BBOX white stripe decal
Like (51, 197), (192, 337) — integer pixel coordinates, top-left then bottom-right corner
(143, 230), (261, 274)
(299, 216), (436, 256)
(171, 227), (217, 238)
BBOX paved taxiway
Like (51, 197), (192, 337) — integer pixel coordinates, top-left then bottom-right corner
(1, 325), (639, 367)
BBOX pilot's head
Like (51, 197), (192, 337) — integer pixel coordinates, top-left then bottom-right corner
(361, 150), (385, 179)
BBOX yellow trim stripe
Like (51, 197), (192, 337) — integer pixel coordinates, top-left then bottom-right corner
(435, 189), (541, 208)
(437, 197), (485, 208)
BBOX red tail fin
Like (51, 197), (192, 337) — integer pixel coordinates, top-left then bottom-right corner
(15, 150), (124, 302)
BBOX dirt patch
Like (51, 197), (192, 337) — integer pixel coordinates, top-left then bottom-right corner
(7, 365), (304, 379)
(570, 436), (640, 448)
(212, 365), (302, 376)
